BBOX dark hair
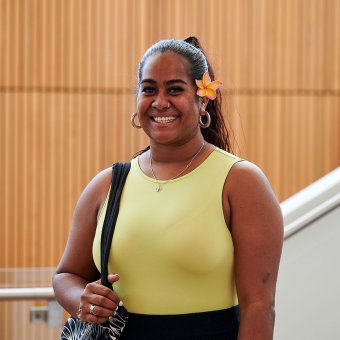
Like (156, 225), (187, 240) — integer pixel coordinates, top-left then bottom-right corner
(136, 36), (232, 153)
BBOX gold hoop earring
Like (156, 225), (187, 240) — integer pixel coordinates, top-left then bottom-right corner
(131, 112), (142, 129)
(199, 110), (211, 128)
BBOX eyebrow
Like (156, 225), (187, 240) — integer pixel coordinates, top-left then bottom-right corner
(140, 79), (188, 85)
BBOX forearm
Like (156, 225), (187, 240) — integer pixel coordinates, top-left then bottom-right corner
(52, 272), (88, 317)
(238, 303), (275, 340)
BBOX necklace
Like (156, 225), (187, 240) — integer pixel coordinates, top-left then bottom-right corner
(149, 141), (206, 192)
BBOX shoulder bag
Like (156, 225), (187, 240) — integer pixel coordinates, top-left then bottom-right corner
(60, 162), (131, 340)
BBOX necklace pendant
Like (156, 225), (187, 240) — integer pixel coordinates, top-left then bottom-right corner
(149, 141), (205, 193)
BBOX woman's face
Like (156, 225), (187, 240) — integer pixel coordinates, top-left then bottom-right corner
(136, 52), (208, 146)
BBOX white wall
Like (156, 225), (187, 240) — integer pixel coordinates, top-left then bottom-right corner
(275, 206), (340, 339)
(274, 168), (340, 340)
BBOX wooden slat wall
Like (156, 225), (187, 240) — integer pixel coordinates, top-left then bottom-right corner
(0, 0), (339, 271)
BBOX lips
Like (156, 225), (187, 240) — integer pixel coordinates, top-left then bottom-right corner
(152, 116), (178, 124)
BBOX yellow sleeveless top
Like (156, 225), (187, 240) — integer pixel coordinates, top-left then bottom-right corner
(93, 147), (241, 314)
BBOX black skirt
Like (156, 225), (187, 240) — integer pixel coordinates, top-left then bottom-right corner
(119, 306), (240, 340)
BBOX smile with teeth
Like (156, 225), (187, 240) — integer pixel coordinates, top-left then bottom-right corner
(153, 116), (178, 124)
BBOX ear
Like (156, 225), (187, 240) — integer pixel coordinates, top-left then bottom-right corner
(200, 97), (209, 111)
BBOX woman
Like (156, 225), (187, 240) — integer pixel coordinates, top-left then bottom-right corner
(53, 37), (284, 339)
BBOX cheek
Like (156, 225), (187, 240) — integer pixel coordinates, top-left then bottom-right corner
(136, 97), (147, 114)
(188, 99), (201, 116)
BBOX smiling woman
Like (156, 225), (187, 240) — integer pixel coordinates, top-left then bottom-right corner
(137, 51), (205, 147)
(53, 37), (284, 340)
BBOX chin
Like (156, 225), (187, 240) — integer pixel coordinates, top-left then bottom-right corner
(149, 133), (180, 145)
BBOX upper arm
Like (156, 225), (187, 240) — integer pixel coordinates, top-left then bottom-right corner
(225, 161), (284, 308)
(55, 167), (112, 282)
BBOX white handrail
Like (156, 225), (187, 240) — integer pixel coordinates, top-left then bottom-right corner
(0, 287), (55, 300)
(281, 167), (340, 226)
(284, 192), (340, 239)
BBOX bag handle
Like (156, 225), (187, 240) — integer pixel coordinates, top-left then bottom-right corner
(100, 162), (131, 289)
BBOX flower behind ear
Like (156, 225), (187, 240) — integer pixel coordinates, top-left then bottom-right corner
(195, 72), (223, 100)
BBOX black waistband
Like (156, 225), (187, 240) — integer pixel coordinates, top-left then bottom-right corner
(120, 306), (240, 340)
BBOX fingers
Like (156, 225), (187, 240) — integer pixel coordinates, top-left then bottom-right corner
(84, 303), (115, 324)
(108, 273), (120, 284)
(77, 274), (123, 324)
(89, 281), (120, 304)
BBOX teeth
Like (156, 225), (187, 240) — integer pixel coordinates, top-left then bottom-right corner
(153, 116), (178, 124)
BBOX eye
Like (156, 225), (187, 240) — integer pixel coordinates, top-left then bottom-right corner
(141, 87), (156, 95)
(168, 87), (184, 94)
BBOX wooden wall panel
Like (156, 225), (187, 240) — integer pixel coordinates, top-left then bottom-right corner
(0, 0), (339, 272)
(228, 95), (340, 199)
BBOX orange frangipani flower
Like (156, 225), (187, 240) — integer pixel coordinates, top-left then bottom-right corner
(195, 71), (223, 100)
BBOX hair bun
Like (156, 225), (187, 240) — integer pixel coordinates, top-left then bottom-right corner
(183, 36), (201, 49)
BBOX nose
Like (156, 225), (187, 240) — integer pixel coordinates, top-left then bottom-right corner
(152, 94), (170, 110)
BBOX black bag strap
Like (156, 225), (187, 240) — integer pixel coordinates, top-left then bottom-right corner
(100, 162), (131, 289)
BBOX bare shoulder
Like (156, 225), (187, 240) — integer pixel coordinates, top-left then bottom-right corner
(224, 160), (283, 236)
(79, 167), (112, 211)
(85, 167), (112, 195)
(226, 160), (278, 203)
(69, 166), (113, 237)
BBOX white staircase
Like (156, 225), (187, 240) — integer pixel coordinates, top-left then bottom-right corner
(274, 167), (340, 340)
